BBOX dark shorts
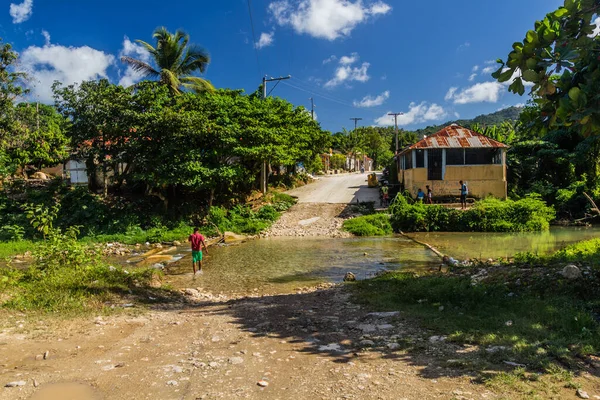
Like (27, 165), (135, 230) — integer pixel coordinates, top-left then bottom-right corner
(460, 194), (467, 203)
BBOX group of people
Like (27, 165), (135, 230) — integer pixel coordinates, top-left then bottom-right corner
(416, 180), (469, 209)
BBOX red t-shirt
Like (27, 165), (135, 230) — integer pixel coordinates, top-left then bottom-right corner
(189, 233), (205, 251)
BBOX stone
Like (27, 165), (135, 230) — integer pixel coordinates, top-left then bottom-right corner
(208, 362), (219, 368)
(387, 343), (401, 350)
(318, 343), (343, 352)
(367, 311), (399, 318)
(31, 171), (48, 180)
(428, 336), (447, 343)
(343, 272), (356, 282)
(357, 324), (376, 333)
(359, 340), (375, 347)
(228, 357), (244, 365)
(166, 380), (178, 386)
(485, 346), (508, 353)
(377, 324), (393, 330)
(172, 240), (182, 246)
(43, 350), (50, 360)
(561, 264), (582, 280)
(577, 389), (590, 399)
(5, 381), (26, 387)
(257, 380), (269, 387)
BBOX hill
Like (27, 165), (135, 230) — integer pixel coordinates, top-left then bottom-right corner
(412, 106), (523, 137)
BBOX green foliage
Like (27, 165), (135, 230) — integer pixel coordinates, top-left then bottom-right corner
(330, 153), (346, 170)
(516, 238), (600, 266)
(24, 203), (60, 239)
(494, 0), (600, 136)
(307, 153), (323, 174)
(389, 194), (555, 232)
(352, 270), (600, 370)
(0, 224), (25, 241)
(0, 225), (162, 312)
(343, 214), (392, 236)
(0, 240), (36, 258)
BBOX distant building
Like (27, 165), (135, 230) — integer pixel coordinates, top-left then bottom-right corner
(397, 124), (508, 199)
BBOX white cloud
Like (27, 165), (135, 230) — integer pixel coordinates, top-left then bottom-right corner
(322, 55), (337, 64)
(468, 73), (477, 82)
(339, 52), (359, 65)
(454, 112), (460, 119)
(353, 90), (389, 107)
(592, 17), (600, 37)
(472, 65), (479, 72)
(482, 66), (495, 74)
(324, 53), (370, 88)
(268, 0), (392, 40)
(41, 29), (50, 45)
(118, 36), (151, 87)
(444, 87), (457, 101)
(9, 0), (33, 24)
(457, 42), (470, 51)
(21, 42), (115, 102)
(256, 32), (275, 49)
(446, 81), (504, 104)
(374, 102), (446, 127)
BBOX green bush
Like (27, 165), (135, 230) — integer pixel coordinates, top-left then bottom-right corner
(343, 214), (393, 236)
(390, 194), (555, 232)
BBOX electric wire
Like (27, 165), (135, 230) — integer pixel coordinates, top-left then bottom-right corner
(281, 81), (354, 108)
(246, 0), (262, 79)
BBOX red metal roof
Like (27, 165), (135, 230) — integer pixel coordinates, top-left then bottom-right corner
(400, 124), (508, 153)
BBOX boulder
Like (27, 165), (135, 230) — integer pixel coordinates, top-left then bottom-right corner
(224, 231), (248, 244)
(561, 264), (582, 280)
(31, 171), (48, 180)
(343, 272), (356, 282)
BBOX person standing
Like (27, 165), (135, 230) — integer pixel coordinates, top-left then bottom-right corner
(460, 180), (468, 210)
(426, 185), (433, 204)
(381, 183), (390, 206)
(189, 227), (209, 275)
(416, 188), (425, 202)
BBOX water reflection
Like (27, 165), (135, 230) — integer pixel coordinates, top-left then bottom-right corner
(410, 226), (600, 260)
(163, 236), (439, 295)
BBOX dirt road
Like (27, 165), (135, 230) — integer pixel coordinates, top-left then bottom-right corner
(285, 173), (380, 204)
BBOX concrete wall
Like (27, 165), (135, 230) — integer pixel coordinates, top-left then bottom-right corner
(401, 164), (507, 199)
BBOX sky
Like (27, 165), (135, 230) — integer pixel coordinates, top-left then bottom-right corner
(0, 0), (577, 133)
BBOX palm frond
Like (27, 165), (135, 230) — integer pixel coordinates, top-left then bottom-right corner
(181, 76), (215, 93)
(120, 56), (160, 78)
(178, 45), (211, 74)
(161, 69), (181, 94)
(134, 40), (157, 56)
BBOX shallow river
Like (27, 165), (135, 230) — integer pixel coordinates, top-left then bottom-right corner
(147, 226), (599, 295)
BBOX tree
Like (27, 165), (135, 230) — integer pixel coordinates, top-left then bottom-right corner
(0, 38), (28, 178)
(493, 0), (600, 136)
(121, 27), (214, 95)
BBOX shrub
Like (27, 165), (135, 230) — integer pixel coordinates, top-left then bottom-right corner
(390, 194), (555, 233)
(343, 214), (393, 236)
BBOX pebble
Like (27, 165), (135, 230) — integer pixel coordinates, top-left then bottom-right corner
(5, 381), (26, 387)
(43, 351), (50, 360)
(166, 380), (178, 386)
(208, 362), (219, 368)
(386, 343), (401, 350)
(228, 357), (244, 365)
(577, 389), (590, 399)
(359, 340), (375, 347)
(257, 380), (269, 387)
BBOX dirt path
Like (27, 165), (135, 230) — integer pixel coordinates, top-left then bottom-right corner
(263, 203), (352, 238)
(285, 173), (379, 204)
(0, 287), (498, 400)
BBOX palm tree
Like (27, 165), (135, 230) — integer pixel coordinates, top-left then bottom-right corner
(121, 27), (214, 94)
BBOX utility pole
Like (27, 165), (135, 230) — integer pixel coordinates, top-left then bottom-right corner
(261, 75), (291, 194)
(349, 117), (362, 131)
(388, 112), (404, 154)
(309, 97), (315, 120)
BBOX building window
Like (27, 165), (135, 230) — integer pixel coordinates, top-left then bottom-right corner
(415, 149), (425, 168)
(405, 151), (413, 170)
(465, 148), (502, 165)
(446, 149), (464, 165)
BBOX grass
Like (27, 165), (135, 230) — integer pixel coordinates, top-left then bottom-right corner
(343, 214), (393, 236)
(516, 237), (600, 266)
(0, 240), (38, 258)
(351, 240), (600, 395)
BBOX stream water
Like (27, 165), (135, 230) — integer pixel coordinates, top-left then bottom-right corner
(126, 226), (599, 295)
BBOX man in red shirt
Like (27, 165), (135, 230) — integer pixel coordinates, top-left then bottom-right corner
(188, 228), (208, 275)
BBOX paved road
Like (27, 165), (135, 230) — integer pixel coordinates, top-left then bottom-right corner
(285, 173), (380, 204)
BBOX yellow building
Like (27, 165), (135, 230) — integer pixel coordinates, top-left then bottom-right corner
(398, 124), (508, 199)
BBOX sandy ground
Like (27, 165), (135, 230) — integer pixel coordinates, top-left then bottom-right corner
(263, 203), (352, 238)
(0, 287), (509, 400)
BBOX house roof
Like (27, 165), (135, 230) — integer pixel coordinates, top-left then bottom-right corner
(399, 124), (508, 154)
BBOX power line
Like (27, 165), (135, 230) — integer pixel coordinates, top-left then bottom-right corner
(246, 0), (262, 78)
(291, 77), (355, 106)
(280, 81), (354, 108)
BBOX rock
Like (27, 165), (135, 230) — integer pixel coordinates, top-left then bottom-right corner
(32, 379), (39, 387)
(561, 264), (582, 280)
(318, 343), (343, 352)
(224, 231), (248, 244)
(166, 380), (178, 386)
(359, 340), (375, 347)
(376, 324), (393, 330)
(185, 288), (200, 297)
(257, 380), (269, 387)
(429, 335), (447, 343)
(43, 350), (50, 360)
(485, 346), (508, 353)
(31, 171), (48, 180)
(208, 361), (219, 368)
(503, 361), (526, 367)
(343, 272), (356, 282)
(172, 240), (182, 246)
(577, 389), (590, 399)
(357, 324), (376, 333)
(228, 357), (244, 365)
(367, 311), (399, 318)
(5, 381), (26, 387)
(386, 343), (401, 350)
(151, 263), (165, 270)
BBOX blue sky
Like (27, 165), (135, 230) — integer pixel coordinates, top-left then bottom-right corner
(1, 0), (569, 133)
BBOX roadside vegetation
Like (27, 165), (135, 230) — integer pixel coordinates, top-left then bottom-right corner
(352, 238), (600, 395)
(390, 194), (556, 233)
(342, 214), (392, 236)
